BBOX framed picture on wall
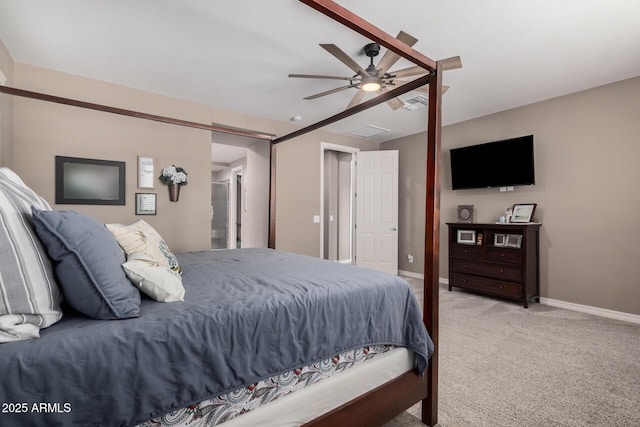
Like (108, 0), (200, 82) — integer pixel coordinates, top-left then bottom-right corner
(55, 156), (125, 205)
(135, 193), (157, 215)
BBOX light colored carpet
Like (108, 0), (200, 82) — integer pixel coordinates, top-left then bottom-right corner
(384, 281), (640, 427)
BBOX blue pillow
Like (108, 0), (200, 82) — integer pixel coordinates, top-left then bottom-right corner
(31, 208), (140, 319)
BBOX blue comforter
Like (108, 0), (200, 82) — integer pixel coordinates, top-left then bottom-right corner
(0, 248), (432, 427)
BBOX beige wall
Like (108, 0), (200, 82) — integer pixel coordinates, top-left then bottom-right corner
(8, 61), (376, 255)
(0, 38), (13, 167)
(384, 76), (640, 316)
(380, 133), (427, 274)
(275, 136), (375, 257)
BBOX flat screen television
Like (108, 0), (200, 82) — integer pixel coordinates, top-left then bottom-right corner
(55, 156), (125, 205)
(450, 135), (535, 190)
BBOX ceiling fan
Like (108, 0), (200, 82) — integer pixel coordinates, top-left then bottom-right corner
(289, 31), (462, 111)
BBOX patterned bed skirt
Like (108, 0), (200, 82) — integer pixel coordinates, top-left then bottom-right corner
(137, 344), (396, 427)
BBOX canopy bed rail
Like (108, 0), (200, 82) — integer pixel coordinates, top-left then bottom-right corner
(0, 1), (447, 425)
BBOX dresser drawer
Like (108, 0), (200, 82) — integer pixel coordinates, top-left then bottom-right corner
(451, 244), (483, 260)
(451, 259), (523, 282)
(486, 246), (522, 264)
(450, 273), (522, 299)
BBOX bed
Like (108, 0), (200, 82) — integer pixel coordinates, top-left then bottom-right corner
(0, 248), (432, 427)
(0, 1), (446, 425)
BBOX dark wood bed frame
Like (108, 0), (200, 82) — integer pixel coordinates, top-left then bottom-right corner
(0, 1), (446, 425)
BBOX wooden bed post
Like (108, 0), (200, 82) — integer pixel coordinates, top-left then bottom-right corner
(268, 142), (277, 249)
(423, 62), (443, 426)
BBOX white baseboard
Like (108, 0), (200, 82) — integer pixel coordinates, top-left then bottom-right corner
(441, 276), (639, 324)
(539, 297), (640, 325)
(397, 271), (451, 286)
(398, 270), (424, 279)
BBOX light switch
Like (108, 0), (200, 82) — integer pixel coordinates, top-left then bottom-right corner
(313, 215), (320, 223)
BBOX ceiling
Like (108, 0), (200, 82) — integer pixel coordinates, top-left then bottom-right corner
(0, 0), (639, 143)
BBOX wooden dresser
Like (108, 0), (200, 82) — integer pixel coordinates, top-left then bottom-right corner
(447, 222), (541, 308)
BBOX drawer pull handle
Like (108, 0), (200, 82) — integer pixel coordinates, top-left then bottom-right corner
(464, 264), (468, 268)
(500, 269), (504, 273)
(500, 253), (505, 257)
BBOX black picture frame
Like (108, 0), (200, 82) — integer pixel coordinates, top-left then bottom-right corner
(55, 156), (125, 205)
(135, 193), (157, 215)
(511, 203), (537, 223)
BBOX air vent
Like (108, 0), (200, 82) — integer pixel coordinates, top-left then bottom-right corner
(403, 95), (429, 111)
(347, 125), (390, 138)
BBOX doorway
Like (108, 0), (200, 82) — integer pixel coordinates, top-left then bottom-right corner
(320, 143), (358, 263)
(210, 181), (229, 249)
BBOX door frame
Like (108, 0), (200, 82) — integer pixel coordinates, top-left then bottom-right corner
(229, 165), (243, 249)
(320, 142), (359, 261)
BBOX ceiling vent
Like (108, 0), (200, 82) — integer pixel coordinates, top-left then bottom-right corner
(403, 95), (429, 111)
(347, 125), (390, 138)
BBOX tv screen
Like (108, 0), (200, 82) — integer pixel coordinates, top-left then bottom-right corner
(450, 135), (535, 190)
(55, 156), (125, 205)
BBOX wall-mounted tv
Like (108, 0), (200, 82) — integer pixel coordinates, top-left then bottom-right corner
(450, 135), (535, 190)
(55, 156), (125, 205)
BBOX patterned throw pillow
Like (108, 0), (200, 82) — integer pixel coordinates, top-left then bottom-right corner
(0, 168), (63, 343)
(122, 252), (185, 302)
(106, 220), (181, 272)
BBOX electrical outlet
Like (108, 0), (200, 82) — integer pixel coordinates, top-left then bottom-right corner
(407, 254), (414, 263)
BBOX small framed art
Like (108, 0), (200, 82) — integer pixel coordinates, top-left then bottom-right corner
(457, 205), (474, 223)
(135, 193), (157, 215)
(494, 233), (506, 247)
(505, 234), (523, 248)
(457, 229), (476, 245)
(511, 203), (537, 223)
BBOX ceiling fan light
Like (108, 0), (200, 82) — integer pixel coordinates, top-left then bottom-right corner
(361, 77), (381, 92)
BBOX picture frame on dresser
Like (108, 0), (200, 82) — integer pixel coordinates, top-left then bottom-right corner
(457, 229), (476, 245)
(511, 203), (537, 223)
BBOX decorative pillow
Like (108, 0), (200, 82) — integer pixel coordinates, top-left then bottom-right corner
(0, 169), (63, 343)
(122, 252), (185, 302)
(106, 220), (181, 272)
(31, 208), (140, 320)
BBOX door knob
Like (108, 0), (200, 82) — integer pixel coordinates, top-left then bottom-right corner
(390, 227), (397, 231)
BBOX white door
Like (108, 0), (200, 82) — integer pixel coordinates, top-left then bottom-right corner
(356, 150), (399, 275)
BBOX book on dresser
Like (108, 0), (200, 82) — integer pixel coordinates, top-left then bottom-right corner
(446, 222), (541, 308)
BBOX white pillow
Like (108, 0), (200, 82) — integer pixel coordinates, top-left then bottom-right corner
(122, 253), (185, 302)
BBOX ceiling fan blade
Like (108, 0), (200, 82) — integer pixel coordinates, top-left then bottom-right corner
(345, 90), (366, 110)
(377, 31), (419, 75)
(378, 87), (404, 110)
(413, 84), (449, 95)
(389, 65), (428, 78)
(304, 83), (359, 100)
(289, 73), (353, 81)
(320, 44), (367, 75)
(386, 97), (405, 111)
(440, 56), (462, 70)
